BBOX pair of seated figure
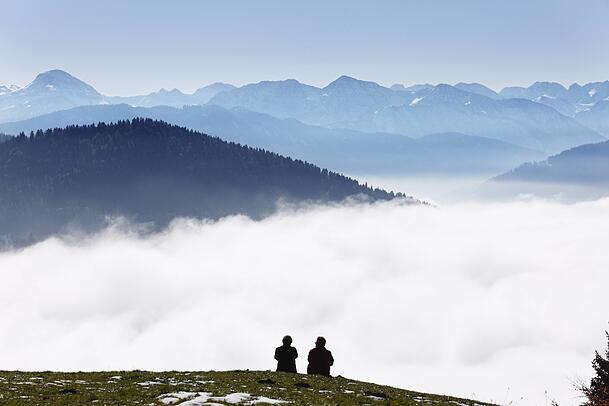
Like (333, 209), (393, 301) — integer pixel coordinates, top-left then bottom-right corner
(274, 335), (334, 376)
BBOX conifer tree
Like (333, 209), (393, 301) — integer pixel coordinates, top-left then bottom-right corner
(581, 331), (609, 405)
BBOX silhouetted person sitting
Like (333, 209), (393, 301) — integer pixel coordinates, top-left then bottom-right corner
(307, 336), (334, 377)
(274, 335), (298, 373)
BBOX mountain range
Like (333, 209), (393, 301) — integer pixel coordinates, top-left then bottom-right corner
(0, 70), (106, 122)
(499, 81), (609, 115)
(0, 70), (235, 123)
(0, 119), (405, 245)
(395, 80), (609, 138)
(0, 104), (546, 176)
(495, 81), (609, 137)
(208, 80), (602, 153)
(2, 70), (608, 155)
(209, 75), (413, 128)
(107, 82), (236, 107)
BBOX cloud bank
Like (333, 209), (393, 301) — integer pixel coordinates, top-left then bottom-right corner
(1, 199), (608, 405)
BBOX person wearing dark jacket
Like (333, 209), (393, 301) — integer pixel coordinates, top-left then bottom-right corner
(274, 335), (298, 373)
(307, 336), (334, 377)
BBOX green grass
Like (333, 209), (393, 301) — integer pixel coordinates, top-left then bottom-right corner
(0, 370), (495, 405)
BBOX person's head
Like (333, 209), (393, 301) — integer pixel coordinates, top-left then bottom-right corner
(282, 335), (292, 346)
(315, 336), (326, 348)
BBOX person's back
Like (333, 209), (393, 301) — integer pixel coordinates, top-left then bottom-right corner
(307, 336), (334, 377)
(275, 335), (298, 373)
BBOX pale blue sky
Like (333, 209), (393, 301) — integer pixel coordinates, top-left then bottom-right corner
(1, 0), (609, 95)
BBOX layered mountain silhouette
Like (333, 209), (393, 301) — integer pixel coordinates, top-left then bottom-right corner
(0, 70), (105, 122)
(206, 75), (420, 127)
(575, 100), (609, 137)
(2, 70), (607, 156)
(494, 140), (609, 185)
(0, 70), (234, 122)
(392, 80), (609, 139)
(498, 80), (609, 138)
(0, 119), (403, 245)
(0, 104), (546, 176)
(211, 81), (602, 153)
(499, 81), (609, 117)
(483, 139), (609, 200)
(107, 82), (235, 107)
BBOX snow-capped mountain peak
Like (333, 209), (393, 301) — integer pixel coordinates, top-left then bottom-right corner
(24, 69), (101, 96)
(0, 69), (105, 123)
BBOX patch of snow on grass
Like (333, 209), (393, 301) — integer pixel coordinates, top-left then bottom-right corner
(216, 393), (251, 404)
(159, 392), (290, 405)
(249, 396), (289, 404)
(137, 380), (162, 386)
(158, 391), (203, 404)
(368, 395), (385, 401)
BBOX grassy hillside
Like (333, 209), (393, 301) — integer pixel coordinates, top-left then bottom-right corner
(0, 370), (493, 405)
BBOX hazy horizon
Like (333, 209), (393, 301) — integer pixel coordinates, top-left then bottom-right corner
(2, 0), (609, 95)
(6, 67), (609, 98)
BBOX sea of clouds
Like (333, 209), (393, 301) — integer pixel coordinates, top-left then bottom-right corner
(1, 198), (609, 405)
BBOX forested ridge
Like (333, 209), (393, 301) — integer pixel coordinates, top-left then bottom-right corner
(0, 119), (399, 244)
(494, 139), (609, 185)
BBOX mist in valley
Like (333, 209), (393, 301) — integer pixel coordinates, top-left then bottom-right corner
(2, 192), (608, 405)
(3, 3), (609, 404)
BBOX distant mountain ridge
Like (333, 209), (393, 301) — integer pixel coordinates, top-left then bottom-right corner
(208, 75), (414, 127)
(2, 70), (608, 153)
(0, 104), (546, 176)
(497, 81), (609, 135)
(107, 82), (236, 108)
(209, 79), (603, 153)
(0, 70), (106, 122)
(0, 70), (235, 123)
(494, 139), (609, 185)
(0, 119), (405, 245)
(499, 81), (609, 115)
(482, 138), (609, 200)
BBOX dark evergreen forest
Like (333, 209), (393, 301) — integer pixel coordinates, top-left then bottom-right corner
(0, 119), (398, 244)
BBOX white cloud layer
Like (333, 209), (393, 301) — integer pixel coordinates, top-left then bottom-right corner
(1, 199), (609, 405)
